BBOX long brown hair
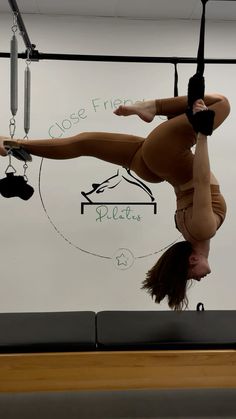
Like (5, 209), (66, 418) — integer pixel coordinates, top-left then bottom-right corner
(142, 241), (192, 311)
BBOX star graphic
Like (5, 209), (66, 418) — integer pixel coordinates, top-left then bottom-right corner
(116, 253), (129, 267)
(113, 248), (135, 270)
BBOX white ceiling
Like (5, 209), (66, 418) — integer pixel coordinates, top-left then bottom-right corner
(0, 0), (236, 21)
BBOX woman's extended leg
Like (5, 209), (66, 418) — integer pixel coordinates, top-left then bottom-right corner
(2, 132), (162, 183)
(4, 132), (143, 163)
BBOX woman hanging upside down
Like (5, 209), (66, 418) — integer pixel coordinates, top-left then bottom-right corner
(0, 93), (230, 310)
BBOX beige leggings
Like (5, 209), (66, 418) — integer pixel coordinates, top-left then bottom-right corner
(17, 95), (230, 186)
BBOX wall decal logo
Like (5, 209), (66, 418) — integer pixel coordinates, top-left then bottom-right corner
(39, 99), (179, 269)
(81, 168), (157, 218)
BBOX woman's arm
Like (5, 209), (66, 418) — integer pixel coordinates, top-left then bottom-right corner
(190, 133), (217, 240)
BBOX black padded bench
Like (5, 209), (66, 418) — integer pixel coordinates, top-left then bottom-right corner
(97, 310), (236, 350)
(0, 309), (235, 392)
(0, 311), (96, 353)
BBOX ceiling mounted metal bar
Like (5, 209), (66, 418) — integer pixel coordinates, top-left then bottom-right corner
(1, 52), (236, 64)
(8, 0), (35, 53)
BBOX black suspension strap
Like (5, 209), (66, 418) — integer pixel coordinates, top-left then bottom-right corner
(174, 62), (179, 97)
(188, 0), (208, 108)
(166, 62), (179, 122)
(186, 0), (215, 136)
(167, 62), (179, 120)
(196, 0), (207, 76)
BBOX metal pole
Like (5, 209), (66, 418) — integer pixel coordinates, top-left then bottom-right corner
(1, 51), (236, 64)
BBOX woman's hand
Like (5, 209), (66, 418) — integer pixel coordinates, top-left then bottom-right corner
(193, 99), (208, 114)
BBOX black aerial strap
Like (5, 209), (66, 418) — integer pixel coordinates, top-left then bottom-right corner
(187, 0), (209, 108)
(174, 62), (179, 97)
(167, 62), (179, 120)
(186, 0), (215, 136)
(196, 0), (208, 76)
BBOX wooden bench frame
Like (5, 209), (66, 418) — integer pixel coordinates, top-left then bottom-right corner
(0, 349), (236, 392)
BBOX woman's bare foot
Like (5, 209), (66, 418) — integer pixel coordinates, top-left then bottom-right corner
(2, 139), (32, 162)
(3, 139), (20, 148)
(114, 100), (157, 123)
(0, 136), (11, 156)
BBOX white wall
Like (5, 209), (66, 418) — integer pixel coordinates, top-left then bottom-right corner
(0, 14), (235, 312)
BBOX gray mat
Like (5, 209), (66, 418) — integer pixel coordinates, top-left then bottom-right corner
(0, 388), (235, 419)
